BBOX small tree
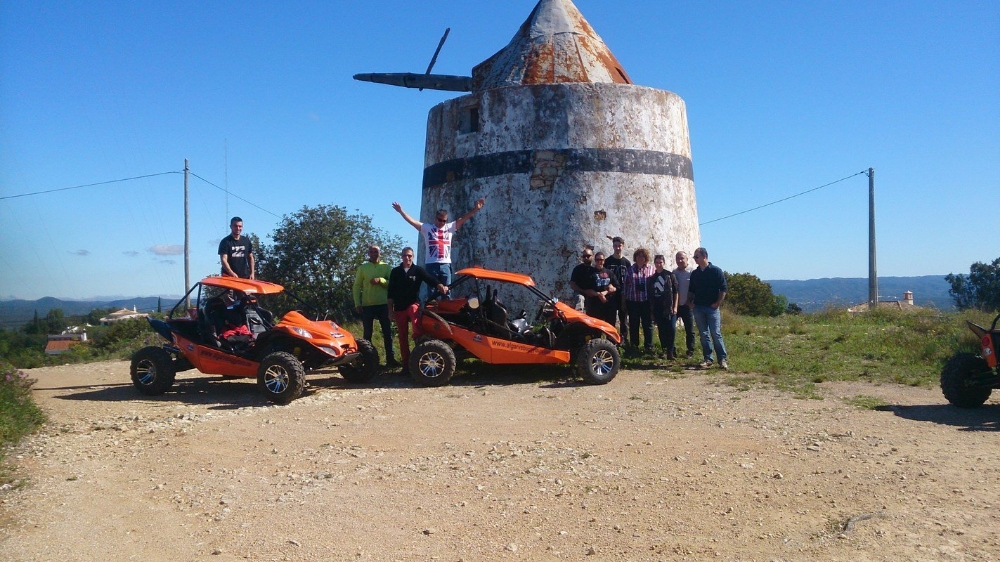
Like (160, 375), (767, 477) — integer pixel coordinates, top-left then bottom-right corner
(257, 205), (404, 319)
(946, 257), (1000, 312)
(724, 272), (785, 317)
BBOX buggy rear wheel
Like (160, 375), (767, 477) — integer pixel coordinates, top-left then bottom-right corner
(257, 351), (306, 404)
(409, 339), (456, 387)
(130, 346), (177, 395)
(575, 338), (620, 385)
(340, 339), (379, 383)
(941, 352), (992, 408)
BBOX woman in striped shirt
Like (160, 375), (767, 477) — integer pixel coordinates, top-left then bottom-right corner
(622, 248), (656, 354)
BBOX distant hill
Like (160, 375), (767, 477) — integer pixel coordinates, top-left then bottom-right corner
(0, 296), (178, 329)
(765, 275), (953, 312)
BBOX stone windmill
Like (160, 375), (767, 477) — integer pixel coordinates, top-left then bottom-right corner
(356, 0), (700, 303)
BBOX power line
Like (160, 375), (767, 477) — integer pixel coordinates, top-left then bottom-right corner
(0, 168), (281, 219)
(0, 171), (181, 200)
(188, 172), (281, 218)
(699, 170), (868, 226)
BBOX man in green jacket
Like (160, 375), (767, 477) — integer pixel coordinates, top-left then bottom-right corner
(353, 245), (396, 367)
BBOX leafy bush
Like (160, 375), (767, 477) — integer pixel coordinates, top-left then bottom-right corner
(946, 257), (1000, 311)
(0, 362), (46, 454)
(257, 204), (405, 318)
(91, 318), (160, 358)
(724, 272), (785, 317)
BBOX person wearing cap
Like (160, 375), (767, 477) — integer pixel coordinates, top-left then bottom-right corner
(391, 198), (486, 288)
(603, 236), (631, 343)
(353, 245), (396, 367)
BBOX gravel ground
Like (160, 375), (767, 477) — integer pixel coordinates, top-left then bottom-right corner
(1, 360), (998, 561)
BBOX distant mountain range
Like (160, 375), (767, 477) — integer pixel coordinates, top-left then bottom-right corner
(0, 275), (955, 328)
(766, 275), (953, 312)
(0, 296), (178, 329)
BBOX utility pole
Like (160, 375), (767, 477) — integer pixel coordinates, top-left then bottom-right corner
(184, 159), (191, 307)
(868, 167), (878, 308)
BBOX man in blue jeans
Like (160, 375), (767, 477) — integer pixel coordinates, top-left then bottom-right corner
(686, 247), (728, 370)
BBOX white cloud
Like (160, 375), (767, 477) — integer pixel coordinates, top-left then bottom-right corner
(71, 249), (90, 256)
(149, 244), (184, 256)
(123, 250), (140, 257)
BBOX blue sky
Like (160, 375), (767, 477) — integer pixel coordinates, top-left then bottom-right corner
(1, 0), (997, 300)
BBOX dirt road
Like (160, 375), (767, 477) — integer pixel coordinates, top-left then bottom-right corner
(1, 360), (998, 561)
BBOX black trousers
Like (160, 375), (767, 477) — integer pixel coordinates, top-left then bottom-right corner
(625, 300), (654, 350)
(609, 298), (629, 343)
(361, 304), (394, 362)
(675, 305), (696, 355)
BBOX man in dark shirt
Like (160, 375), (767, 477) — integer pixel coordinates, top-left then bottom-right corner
(569, 247), (597, 312)
(603, 236), (630, 343)
(686, 247), (728, 370)
(386, 247), (449, 369)
(218, 216), (254, 279)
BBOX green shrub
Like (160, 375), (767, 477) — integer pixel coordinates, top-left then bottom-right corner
(0, 362), (46, 455)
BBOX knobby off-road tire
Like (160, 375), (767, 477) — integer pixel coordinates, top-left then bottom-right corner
(409, 339), (456, 387)
(575, 338), (620, 385)
(340, 339), (380, 383)
(940, 352), (992, 408)
(130, 346), (177, 396)
(257, 351), (306, 405)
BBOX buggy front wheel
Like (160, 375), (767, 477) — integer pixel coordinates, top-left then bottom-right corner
(257, 352), (306, 404)
(575, 339), (620, 385)
(409, 339), (456, 387)
(130, 346), (177, 395)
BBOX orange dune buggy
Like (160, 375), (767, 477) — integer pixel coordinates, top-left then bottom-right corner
(408, 267), (622, 386)
(130, 276), (378, 404)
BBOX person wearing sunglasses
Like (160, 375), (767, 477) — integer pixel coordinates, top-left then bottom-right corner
(569, 247), (598, 312)
(391, 198), (486, 289)
(386, 247), (449, 370)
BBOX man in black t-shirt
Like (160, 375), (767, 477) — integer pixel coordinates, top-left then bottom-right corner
(603, 236), (631, 342)
(218, 216), (254, 279)
(569, 247), (598, 312)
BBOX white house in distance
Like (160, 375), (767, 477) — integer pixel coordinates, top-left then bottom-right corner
(848, 291), (918, 313)
(99, 306), (148, 325)
(44, 331), (87, 355)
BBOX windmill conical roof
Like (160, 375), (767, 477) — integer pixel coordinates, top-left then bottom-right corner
(472, 0), (633, 92)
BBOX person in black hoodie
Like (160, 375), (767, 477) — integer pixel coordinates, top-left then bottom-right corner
(648, 254), (679, 360)
(603, 236), (631, 343)
(386, 247), (449, 368)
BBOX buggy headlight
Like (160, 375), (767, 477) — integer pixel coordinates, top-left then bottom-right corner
(318, 345), (340, 357)
(292, 327), (313, 339)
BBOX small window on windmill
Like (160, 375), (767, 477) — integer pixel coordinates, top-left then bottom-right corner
(459, 105), (479, 134)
